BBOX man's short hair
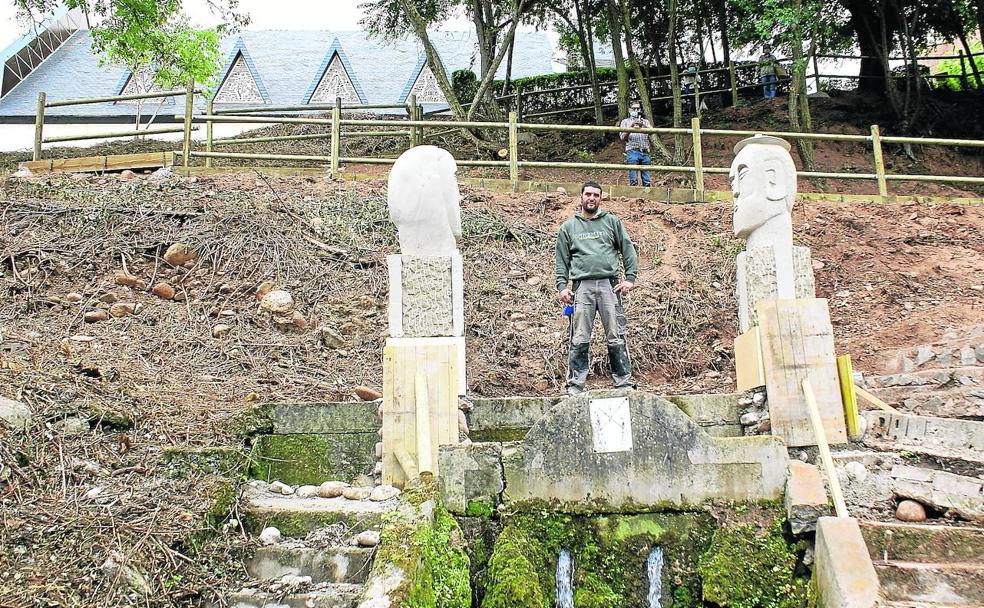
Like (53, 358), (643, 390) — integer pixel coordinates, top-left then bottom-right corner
(582, 181), (603, 194)
(629, 100), (641, 108)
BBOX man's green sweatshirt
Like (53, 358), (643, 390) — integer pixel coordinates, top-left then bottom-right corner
(555, 209), (638, 291)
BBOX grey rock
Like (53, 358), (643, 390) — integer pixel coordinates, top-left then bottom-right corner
(976, 345), (984, 363)
(915, 345), (935, 366)
(438, 442), (504, 515)
(369, 485), (400, 502)
(0, 397), (32, 431)
(294, 485), (320, 498)
(740, 411), (761, 426)
(937, 347), (954, 368)
(356, 530), (380, 547)
(54, 416), (88, 435)
(258, 527), (282, 545)
(961, 346), (977, 366)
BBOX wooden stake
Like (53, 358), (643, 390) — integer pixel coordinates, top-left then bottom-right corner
(728, 64), (739, 107)
(181, 79), (195, 168)
(803, 379), (849, 518)
(836, 354), (860, 438)
(33, 92), (45, 162)
(205, 99), (214, 169)
(854, 385), (901, 414)
(415, 372), (433, 474)
(691, 116), (704, 197)
(509, 111), (519, 191)
(871, 124), (888, 197)
(330, 97), (341, 176)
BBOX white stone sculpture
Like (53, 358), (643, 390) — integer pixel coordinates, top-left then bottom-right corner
(387, 145), (462, 256)
(730, 134), (815, 332)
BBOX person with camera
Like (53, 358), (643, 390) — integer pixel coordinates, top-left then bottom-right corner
(618, 100), (652, 187)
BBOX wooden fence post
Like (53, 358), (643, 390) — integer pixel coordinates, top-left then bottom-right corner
(415, 100), (423, 145)
(330, 96), (341, 176)
(728, 64), (739, 107)
(959, 51), (969, 90)
(33, 92), (45, 162)
(508, 110), (519, 192)
(205, 99), (213, 169)
(870, 124), (888, 197)
(691, 116), (704, 198)
(408, 94), (417, 147)
(694, 68), (702, 118)
(181, 78), (195, 168)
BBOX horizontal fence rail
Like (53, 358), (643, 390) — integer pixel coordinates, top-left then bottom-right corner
(29, 81), (984, 198)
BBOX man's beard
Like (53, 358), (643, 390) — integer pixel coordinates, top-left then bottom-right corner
(582, 201), (598, 214)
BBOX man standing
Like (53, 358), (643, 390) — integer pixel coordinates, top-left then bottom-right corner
(556, 182), (638, 395)
(759, 45), (779, 98)
(618, 100), (651, 187)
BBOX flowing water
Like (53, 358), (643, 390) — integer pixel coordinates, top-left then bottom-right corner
(555, 549), (574, 608)
(646, 546), (664, 608)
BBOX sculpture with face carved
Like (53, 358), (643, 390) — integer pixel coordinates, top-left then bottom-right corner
(387, 146), (463, 255)
(730, 135), (797, 246)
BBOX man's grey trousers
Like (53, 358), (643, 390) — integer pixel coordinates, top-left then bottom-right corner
(566, 278), (634, 390)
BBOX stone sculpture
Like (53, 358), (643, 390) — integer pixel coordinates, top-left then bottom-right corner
(730, 134), (815, 332)
(387, 145), (462, 256)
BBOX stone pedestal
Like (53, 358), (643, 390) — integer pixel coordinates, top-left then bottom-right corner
(387, 254), (464, 338)
(737, 245), (816, 333)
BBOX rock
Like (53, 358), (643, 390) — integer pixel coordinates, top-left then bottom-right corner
(109, 303), (137, 318)
(98, 292), (118, 304)
(163, 243), (196, 267)
(342, 487), (372, 501)
(375, 441), (383, 459)
(255, 280), (276, 300)
(458, 409), (469, 437)
(373, 461), (383, 475)
(289, 311), (306, 330)
(318, 480), (349, 498)
(151, 282), (176, 300)
(352, 473), (374, 488)
(294, 485), (320, 498)
(844, 461), (868, 483)
(85, 487), (104, 500)
(100, 551), (151, 594)
(12, 167), (32, 178)
(915, 345), (934, 366)
(114, 270), (146, 290)
(65, 292), (84, 303)
(355, 386), (382, 401)
(278, 574), (312, 586)
(258, 526), (282, 545)
(211, 324), (233, 338)
(119, 170), (138, 181)
(739, 411), (760, 426)
(369, 485), (400, 502)
(526, 276), (543, 286)
(319, 326), (346, 349)
(268, 481), (294, 495)
(356, 530), (380, 547)
(812, 260), (825, 271)
(260, 290), (293, 313)
(0, 397), (33, 431)
(149, 166), (172, 180)
(896, 499), (927, 522)
(83, 310), (109, 323)
(54, 416), (88, 435)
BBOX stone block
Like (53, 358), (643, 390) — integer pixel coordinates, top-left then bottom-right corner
(269, 402), (380, 434)
(247, 546), (373, 584)
(241, 486), (394, 537)
(161, 446), (247, 478)
(501, 390), (789, 512)
(438, 442), (504, 516)
(859, 520), (984, 563)
(757, 299), (847, 447)
(814, 517), (879, 608)
(249, 433), (376, 486)
(737, 245), (816, 333)
(890, 464), (984, 522)
(387, 254), (462, 338)
(466, 396), (559, 442)
(666, 393), (741, 425)
(862, 411), (984, 463)
(785, 461), (831, 534)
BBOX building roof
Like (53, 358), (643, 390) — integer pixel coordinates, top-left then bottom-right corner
(0, 29), (554, 120)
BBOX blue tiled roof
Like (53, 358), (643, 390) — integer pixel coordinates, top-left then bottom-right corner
(0, 29), (555, 118)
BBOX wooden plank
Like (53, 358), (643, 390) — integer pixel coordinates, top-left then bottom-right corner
(105, 152), (170, 171)
(734, 325), (764, 391)
(757, 299), (847, 447)
(802, 379), (849, 517)
(837, 354), (861, 438)
(855, 385), (901, 414)
(19, 152), (170, 174)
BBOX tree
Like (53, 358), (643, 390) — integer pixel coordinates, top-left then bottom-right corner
(16, 0), (246, 130)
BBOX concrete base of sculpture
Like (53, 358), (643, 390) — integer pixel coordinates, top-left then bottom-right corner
(464, 390), (791, 513)
(737, 245), (816, 333)
(814, 517), (880, 608)
(387, 254), (463, 338)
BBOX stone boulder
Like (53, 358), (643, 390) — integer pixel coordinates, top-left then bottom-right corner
(0, 397), (32, 431)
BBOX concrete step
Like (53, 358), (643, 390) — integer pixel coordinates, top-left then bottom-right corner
(860, 520), (984, 564)
(861, 411), (984, 463)
(875, 560), (984, 605)
(241, 485), (396, 537)
(868, 385), (984, 419)
(247, 546), (374, 584)
(223, 583), (362, 608)
(268, 402), (379, 435)
(866, 367), (984, 390)
(878, 602), (975, 608)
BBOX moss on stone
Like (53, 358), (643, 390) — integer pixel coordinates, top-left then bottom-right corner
(248, 432), (375, 486)
(465, 498), (495, 518)
(697, 518), (810, 608)
(480, 524), (548, 608)
(469, 428), (529, 442)
(162, 446), (247, 479)
(181, 476), (238, 555)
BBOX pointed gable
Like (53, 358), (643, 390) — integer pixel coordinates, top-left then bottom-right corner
(399, 55), (447, 104)
(114, 65), (173, 104)
(212, 39), (269, 104)
(304, 39), (366, 104)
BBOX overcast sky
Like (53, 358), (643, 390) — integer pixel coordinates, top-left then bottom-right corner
(0, 0), (534, 51)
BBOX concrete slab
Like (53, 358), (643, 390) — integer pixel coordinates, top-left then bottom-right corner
(859, 520), (984, 564)
(247, 546), (373, 584)
(501, 390), (789, 512)
(223, 583), (362, 608)
(438, 442), (504, 516)
(814, 516), (879, 608)
(862, 412), (984, 464)
(242, 486), (396, 537)
(785, 461), (831, 534)
(875, 561), (984, 605)
(269, 402), (380, 434)
(890, 464), (984, 522)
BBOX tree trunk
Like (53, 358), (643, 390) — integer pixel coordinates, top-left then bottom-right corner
(581, 0), (605, 124)
(467, 1), (525, 122)
(977, 0), (984, 63)
(788, 0), (815, 170)
(620, 0), (672, 161)
(469, 0), (493, 78)
(501, 34), (515, 96)
(605, 0), (630, 119)
(668, 0), (684, 165)
(957, 30), (983, 88)
(717, 0), (733, 105)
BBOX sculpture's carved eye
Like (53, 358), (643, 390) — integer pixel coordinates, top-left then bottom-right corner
(731, 164), (749, 192)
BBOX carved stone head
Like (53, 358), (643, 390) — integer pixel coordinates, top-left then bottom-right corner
(387, 145), (463, 255)
(730, 135), (797, 240)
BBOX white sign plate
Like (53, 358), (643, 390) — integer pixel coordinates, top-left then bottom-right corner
(589, 397), (633, 453)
